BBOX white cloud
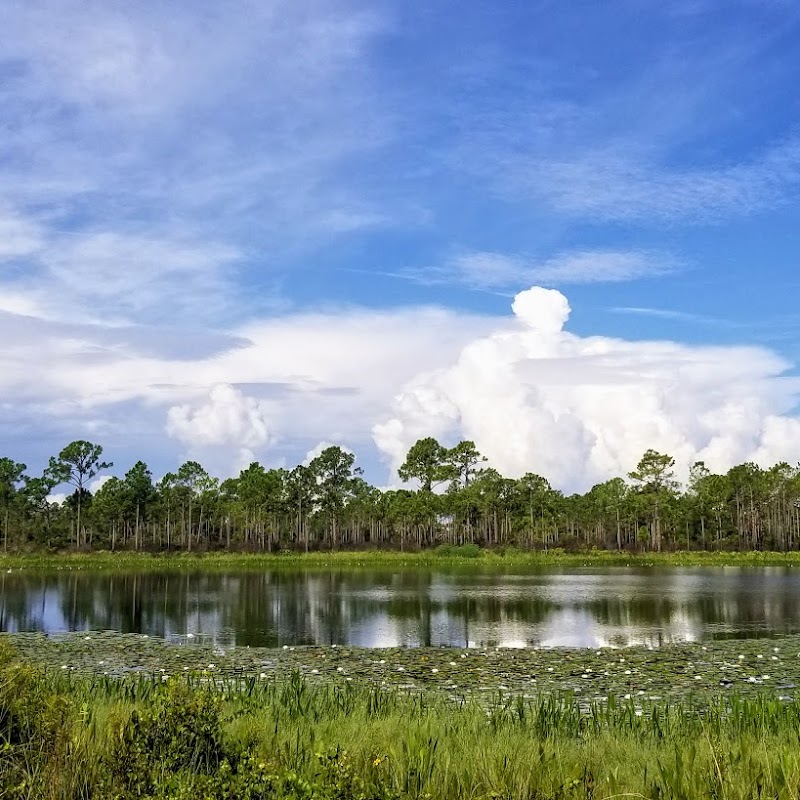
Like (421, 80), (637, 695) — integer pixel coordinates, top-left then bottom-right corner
(446, 252), (526, 289)
(0, 207), (44, 260)
(485, 137), (800, 224)
(166, 384), (277, 475)
(88, 475), (113, 493)
(405, 249), (672, 291)
(0, 302), (491, 418)
(166, 385), (274, 450)
(0, 0), (409, 351)
(529, 251), (673, 284)
(612, 306), (737, 328)
(445, 10), (800, 227)
(0, 289), (50, 319)
(0, 0), (396, 244)
(0, 303), (491, 474)
(0, 227), (243, 325)
(4, 284), (800, 487)
(374, 286), (800, 491)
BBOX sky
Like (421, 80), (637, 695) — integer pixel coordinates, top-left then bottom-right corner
(2, 0), (800, 492)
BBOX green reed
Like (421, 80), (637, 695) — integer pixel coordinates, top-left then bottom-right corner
(6, 639), (800, 799)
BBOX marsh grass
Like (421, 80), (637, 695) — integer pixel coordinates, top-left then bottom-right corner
(5, 547), (800, 572)
(5, 640), (800, 799)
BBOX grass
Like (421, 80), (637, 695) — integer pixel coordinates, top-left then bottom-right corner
(5, 547), (800, 571)
(5, 637), (800, 798)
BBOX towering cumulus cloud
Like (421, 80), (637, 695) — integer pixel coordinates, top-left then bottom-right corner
(373, 287), (800, 491)
(166, 384), (274, 470)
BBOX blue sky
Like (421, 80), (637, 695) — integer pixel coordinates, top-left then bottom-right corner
(2, 0), (800, 490)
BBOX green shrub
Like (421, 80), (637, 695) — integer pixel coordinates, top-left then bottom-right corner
(435, 543), (482, 558)
(109, 679), (228, 796)
(0, 642), (74, 799)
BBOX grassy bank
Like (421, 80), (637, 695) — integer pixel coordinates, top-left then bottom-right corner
(4, 638), (800, 799)
(5, 547), (800, 571)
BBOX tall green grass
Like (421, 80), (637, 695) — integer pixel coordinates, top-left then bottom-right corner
(4, 641), (800, 798)
(5, 547), (800, 571)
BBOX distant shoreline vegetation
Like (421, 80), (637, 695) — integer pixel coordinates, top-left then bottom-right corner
(5, 549), (800, 570)
(2, 437), (800, 554)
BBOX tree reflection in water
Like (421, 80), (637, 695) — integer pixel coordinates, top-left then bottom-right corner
(2, 567), (800, 648)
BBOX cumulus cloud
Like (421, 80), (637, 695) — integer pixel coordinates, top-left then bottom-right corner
(5, 282), (800, 488)
(88, 475), (113, 492)
(165, 384), (277, 475)
(166, 384), (274, 450)
(374, 286), (800, 491)
(0, 301), (490, 475)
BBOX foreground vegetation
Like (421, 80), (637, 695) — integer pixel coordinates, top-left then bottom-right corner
(4, 437), (800, 555)
(5, 637), (800, 799)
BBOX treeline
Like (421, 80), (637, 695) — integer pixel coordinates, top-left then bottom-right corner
(1, 438), (800, 553)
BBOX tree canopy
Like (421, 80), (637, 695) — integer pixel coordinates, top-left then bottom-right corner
(3, 439), (800, 554)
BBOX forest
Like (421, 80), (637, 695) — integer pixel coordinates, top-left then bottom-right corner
(1, 437), (799, 553)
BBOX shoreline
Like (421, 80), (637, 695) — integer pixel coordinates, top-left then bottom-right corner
(4, 548), (800, 571)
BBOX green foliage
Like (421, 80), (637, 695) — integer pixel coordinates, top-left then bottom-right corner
(398, 437), (453, 492)
(435, 542), (482, 558)
(110, 681), (226, 793)
(0, 641), (79, 798)
(48, 439), (113, 492)
(8, 644), (800, 798)
(446, 440), (487, 488)
(6, 437), (800, 554)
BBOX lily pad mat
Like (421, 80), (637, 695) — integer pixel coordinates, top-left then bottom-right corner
(6, 630), (800, 703)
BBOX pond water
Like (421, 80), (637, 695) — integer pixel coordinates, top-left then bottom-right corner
(1, 566), (799, 648)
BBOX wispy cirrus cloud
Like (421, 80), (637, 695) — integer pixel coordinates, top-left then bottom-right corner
(612, 307), (728, 325)
(0, 0), (403, 333)
(0, 207), (45, 260)
(401, 249), (674, 291)
(0, 0), (398, 268)
(520, 138), (800, 222)
(1, 226), (246, 325)
(441, 1), (800, 226)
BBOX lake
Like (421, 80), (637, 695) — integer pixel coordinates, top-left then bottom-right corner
(1, 566), (799, 648)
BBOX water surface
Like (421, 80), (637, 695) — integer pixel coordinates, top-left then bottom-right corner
(1, 566), (798, 648)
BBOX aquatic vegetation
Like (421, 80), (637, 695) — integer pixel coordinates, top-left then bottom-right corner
(7, 630), (800, 707)
(5, 636), (800, 798)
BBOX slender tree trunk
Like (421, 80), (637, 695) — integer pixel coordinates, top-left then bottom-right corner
(76, 495), (82, 550)
(135, 502), (140, 551)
